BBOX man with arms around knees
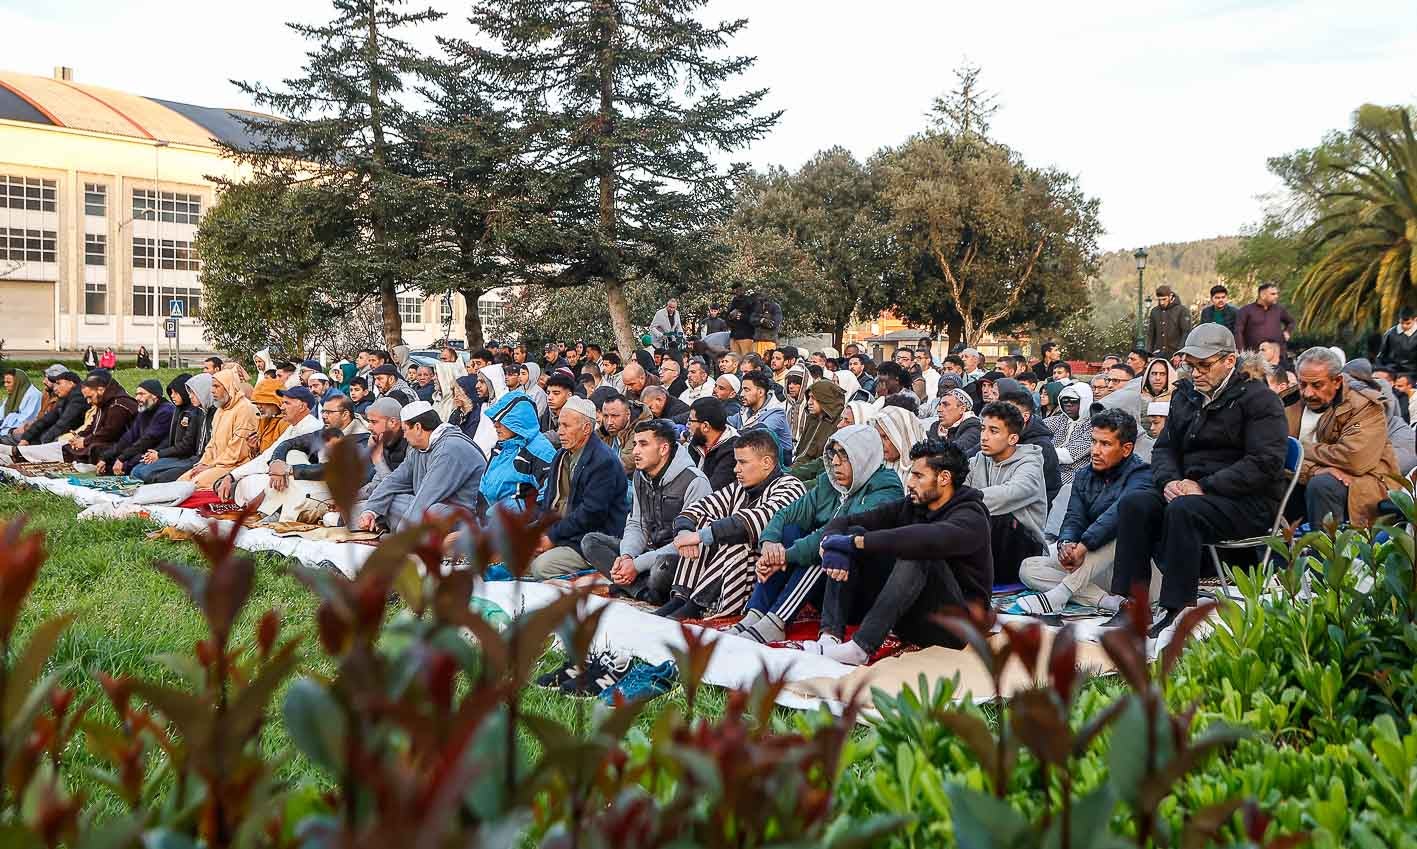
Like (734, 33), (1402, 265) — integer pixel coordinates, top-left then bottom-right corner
(96, 379), (174, 476)
(965, 401), (1047, 584)
(686, 397), (740, 491)
(736, 424), (902, 644)
(1009, 409), (1153, 616)
(1286, 346), (1398, 527)
(1107, 324), (1287, 637)
(581, 419), (711, 603)
(804, 438), (992, 665)
(213, 386), (322, 506)
(357, 401), (486, 532)
(257, 393), (371, 519)
(529, 397), (630, 578)
(657, 429), (805, 620)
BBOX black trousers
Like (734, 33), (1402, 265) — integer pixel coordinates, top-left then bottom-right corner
(580, 532), (674, 604)
(990, 514), (1045, 586)
(820, 557), (967, 653)
(1111, 489), (1270, 609)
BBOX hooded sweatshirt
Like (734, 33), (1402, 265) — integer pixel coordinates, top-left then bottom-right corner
(522, 362), (549, 416)
(479, 391), (556, 510)
(364, 422), (487, 529)
(183, 373), (217, 458)
(792, 380), (846, 467)
(966, 442), (1048, 544)
(156, 375), (203, 462)
(68, 380), (140, 463)
(184, 370), (259, 489)
(845, 400), (878, 429)
(1046, 381), (1095, 486)
(729, 394), (794, 465)
(622, 440), (712, 572)
(761, 423), (904, 568)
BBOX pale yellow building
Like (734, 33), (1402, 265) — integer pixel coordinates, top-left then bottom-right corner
(0, 66), (502, 354)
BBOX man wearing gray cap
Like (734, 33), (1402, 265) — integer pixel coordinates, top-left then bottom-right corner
(1106, 323), (1287, 638)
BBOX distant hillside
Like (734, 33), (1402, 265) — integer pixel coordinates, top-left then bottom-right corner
(1089, 236), (1243, 324)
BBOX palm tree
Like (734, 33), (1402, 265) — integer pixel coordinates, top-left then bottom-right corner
(1295, 105), (1417, 329)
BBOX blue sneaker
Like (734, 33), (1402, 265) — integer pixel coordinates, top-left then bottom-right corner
(599, 660), (678, 705)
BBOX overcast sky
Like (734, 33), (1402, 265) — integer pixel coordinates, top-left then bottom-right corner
(4, 0), (1414, 250)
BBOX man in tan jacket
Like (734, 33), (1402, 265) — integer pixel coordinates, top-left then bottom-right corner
(1286, 347), (1399, 527)
(181, 369), (258, 491)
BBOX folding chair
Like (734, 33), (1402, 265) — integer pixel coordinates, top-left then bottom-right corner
(1204, 436), (1303, 598)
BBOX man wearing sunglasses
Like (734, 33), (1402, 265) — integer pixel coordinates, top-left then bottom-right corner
(1105, 324), (1288, 639)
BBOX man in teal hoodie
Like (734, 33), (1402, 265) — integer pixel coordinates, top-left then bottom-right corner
(733, 423), (903, 644)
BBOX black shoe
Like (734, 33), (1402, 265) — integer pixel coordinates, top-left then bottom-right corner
(535, 658), (583, 689)
(561, 652), (631, 697)
(667, 599), (704, 621)
(1100, 599), (1136, 629)
(653, 596), (688, 618)
(1147, 606), (1184, 639)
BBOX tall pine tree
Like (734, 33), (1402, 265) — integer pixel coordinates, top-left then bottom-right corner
(464, 0), (781, 355)
(227, 0), (441, 349)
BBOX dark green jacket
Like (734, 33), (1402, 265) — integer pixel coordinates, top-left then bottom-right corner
(760, 465), (903, 568)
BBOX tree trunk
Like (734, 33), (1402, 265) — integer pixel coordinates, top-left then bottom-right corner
(367, 5), (402, 350)
(946, 314), (964, 352)
(596, 2), (636, 358)
(832, 318), (847, 352)
(461, 284), (485, 350)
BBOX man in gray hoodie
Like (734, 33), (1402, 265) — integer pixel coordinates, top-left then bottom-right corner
(966, 401), (1048, 584)
(357, 401), (487, 532)
(581, 418), (711, 603)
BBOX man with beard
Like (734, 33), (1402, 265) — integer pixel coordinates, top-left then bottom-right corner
(686, 397), (739, 491)
(369, 364), (417, 407)
(97, 379), (175, 476)
(805, 438), (992, 665)
(729, 371), (794, 464)
(679, 357), (714, 405)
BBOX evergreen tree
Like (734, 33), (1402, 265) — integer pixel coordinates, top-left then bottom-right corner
(226, 0), (441, 349)
(464, 0), (781, 356)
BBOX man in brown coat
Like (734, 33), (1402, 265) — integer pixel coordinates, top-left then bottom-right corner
(1287, 347), (1399, 527)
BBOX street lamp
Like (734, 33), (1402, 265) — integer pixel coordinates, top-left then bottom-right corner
(1134, 248), (1148, 348)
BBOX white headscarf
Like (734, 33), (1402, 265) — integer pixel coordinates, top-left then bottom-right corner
(477, 364), (508, 402)
(834, 368), (862, 400)
(874, 405), (926, 483)
(844, 400), (878, 428)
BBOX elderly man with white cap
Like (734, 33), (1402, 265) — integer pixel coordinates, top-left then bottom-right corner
(529, 396), (630, 578)
(356, 400), (487, 532)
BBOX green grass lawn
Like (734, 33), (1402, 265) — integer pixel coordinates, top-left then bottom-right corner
(0, 483), (729, 821)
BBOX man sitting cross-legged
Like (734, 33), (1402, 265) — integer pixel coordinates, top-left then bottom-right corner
(802, 438), (992, 665)
(253, 393), (371, 521)
(735, 423), (903, 644)
(356, 401), (487, 533)
(528, 397), (630, 578)
(580, 418), (712, 603)
(1008, 409), (1154, 617)
(212, 386), (322, 507)
(657, 428), (806, 620)
(966, 401), (1048, 584)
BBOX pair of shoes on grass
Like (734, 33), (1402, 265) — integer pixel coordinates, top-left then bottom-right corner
(535, 652), (678, 703)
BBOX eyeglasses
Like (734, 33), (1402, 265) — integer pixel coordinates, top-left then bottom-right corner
(823, 447), (848, 465)
(1184, 354), (1231, 373)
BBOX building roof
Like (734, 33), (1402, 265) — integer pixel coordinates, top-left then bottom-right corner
(0, 69), (274, 150)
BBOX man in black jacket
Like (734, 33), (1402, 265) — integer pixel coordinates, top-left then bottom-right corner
(13, 372), (85, 448)
(804, 438), (993, 665)
(1376, 307), (1417, 376)
(132, 375), (204, 483)
(726, 287), (759, 356)
(686, 397), (739, 490)
(1108, 324), (1287, 637)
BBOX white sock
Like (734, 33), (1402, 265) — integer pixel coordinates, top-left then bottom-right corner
(822, 639), (870, 666)
(1099, 594), (1126, 614)
(1043, 584), (1073, 610)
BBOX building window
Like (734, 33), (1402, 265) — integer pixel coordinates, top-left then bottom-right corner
(0, 176), (57, 212)
(2, 228), (57, 263)
(84, 183), (106, 217)
(478, 300), (508, 325)
(132, 189), (201, 224)
(85, 234), (106, 267)
(132, 237), (199, 271)
(85, 280), (107, 315)
(398, 295), (423, 326)
(132, 284), (200, 318)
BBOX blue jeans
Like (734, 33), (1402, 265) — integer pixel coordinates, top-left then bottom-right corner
(131, 457), (195, 483)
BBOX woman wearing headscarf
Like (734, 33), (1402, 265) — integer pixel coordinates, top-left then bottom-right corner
(478, 391), (557, 513)
(250, 377), (291, 454)
(1, 369), (41, 434)
(874, 404), (926, 486)
(1045, 381), (1095, 487)
(1140, 357), (1176, 407)
(833, 368), (872, 404)
(253, 349), (273, 377)
(476, 363), (508, 405)
(333, 362), (356, 393)
(788, 380), (846, 481)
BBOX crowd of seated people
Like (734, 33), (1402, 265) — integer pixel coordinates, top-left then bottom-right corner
(8, 303), (1417, 666)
